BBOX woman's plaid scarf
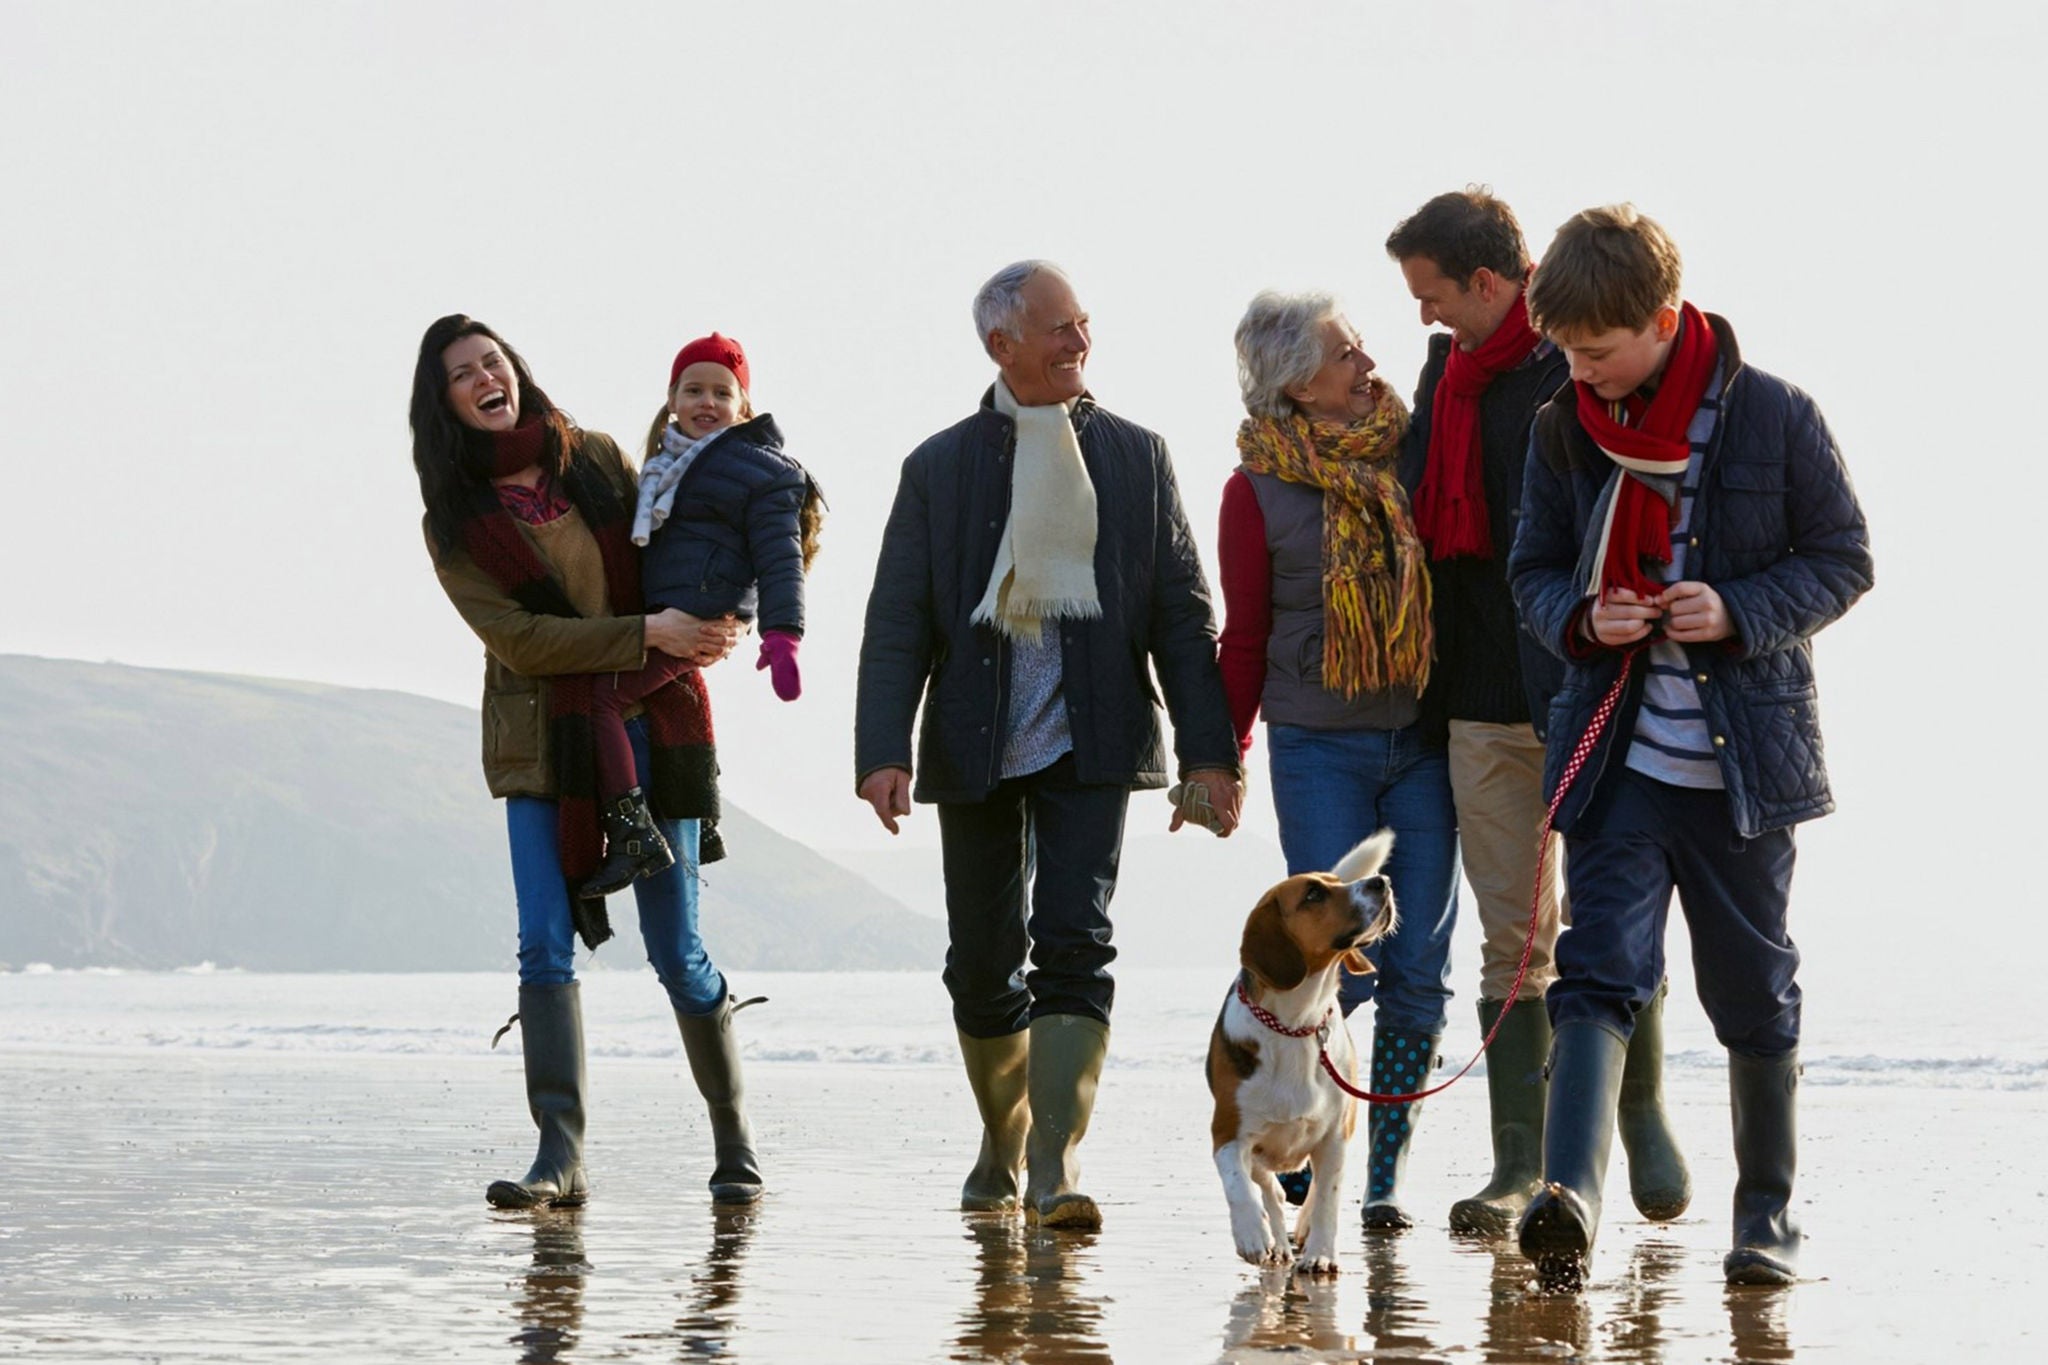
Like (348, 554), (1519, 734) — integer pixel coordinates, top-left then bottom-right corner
(455, 464), (720, 950)
(1236, 377), (1434, 698)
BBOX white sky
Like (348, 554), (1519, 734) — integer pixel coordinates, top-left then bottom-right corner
(5, 1), (2044, 1002)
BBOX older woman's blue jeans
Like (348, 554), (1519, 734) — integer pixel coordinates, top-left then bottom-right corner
(1266, 722), (1459, 1035)
(507, 715), (726, 1014)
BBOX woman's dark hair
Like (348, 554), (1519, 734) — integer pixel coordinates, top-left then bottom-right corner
(409, 314), (624, 556)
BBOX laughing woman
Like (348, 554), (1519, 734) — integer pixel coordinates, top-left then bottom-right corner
(410, 313), (763, 1208)
(1216, 292), (1459, 1230)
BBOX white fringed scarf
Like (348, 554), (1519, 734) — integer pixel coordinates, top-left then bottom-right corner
(971, 378), (1101, 642)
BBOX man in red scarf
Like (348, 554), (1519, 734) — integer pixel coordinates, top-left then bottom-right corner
(1509, 205), (1873, 1292)
(1386, 189), (1687, 1240)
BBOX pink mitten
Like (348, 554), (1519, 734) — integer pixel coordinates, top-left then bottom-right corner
(756, 630), (802, 701)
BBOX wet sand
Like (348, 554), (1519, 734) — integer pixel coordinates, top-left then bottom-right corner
(3, 1020), (2041, 1363)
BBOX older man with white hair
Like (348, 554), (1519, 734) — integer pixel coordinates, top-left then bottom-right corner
(856, 260), (1241, 1229)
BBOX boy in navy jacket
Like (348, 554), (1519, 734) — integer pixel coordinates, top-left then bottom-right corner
(1507, 204), (1872, 1290)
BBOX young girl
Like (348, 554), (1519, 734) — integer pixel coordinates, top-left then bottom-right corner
(579, 332), (824, 897)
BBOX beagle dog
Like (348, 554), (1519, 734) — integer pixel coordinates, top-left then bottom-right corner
(1206, 831), (1397, 1272)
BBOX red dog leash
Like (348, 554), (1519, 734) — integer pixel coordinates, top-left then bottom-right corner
(1238, 650), (1640, 1105)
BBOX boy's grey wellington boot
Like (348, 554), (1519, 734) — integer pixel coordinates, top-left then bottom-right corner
(1518, 1019), (1628, 1292)
(1724, 1049), (1803, 1286)
(1024, 1015), (1108, 1230)
(488, 982), (590, 1209)
(957, 1029), (1030, 1212)
(1360, 1028), (1442, 1231)
(1448, 998), (1550, 1237)
(1618, 979), (1692, 1221)
(676, 995), (764, 1205)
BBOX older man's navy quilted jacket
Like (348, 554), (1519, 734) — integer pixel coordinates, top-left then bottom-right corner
(1508, 315), (1874, 838)
(855, 391), (1239, 804)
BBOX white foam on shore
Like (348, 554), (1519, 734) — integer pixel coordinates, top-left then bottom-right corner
(3, 968), (2042, 1090)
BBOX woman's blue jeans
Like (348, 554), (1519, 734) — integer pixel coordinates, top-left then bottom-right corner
(506, 715), (726, 1014)
(1266, 722), (1459, 1033)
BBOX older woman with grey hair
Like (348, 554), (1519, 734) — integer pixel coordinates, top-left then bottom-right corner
(1215, 290), (1459, 1230)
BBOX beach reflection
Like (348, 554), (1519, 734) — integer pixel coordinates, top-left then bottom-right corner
(509, 1210), (587, 1364)
(952, 1215), (1111, 1363)
(1477, 1244), (1590, 1363)
(1724, 1284), (1795, 1362)
(1359, 1234), (1446, 1359)
(1218, 1266), (1354, 1358)
(672, 1206), (759, 1360)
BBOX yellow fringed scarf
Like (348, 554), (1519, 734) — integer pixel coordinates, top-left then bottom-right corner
(1235, 377), (1434, 699)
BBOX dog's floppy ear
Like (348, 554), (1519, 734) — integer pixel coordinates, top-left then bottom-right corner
(1341, 948), (1375, 976)
(1330, 829), (1395, 883)
(1240, 892), (1307, 991)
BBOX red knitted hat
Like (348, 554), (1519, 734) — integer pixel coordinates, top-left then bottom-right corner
(669, 332), (750, 392)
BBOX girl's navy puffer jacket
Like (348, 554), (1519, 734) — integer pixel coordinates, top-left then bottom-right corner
(641, 414), (813, 634)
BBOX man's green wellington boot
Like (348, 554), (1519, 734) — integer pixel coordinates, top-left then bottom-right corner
(1361, 1027), (1442, 1231)
(676, 995), (764, 1205)
(1023, 1015), (1108, 1230)
(1518, 1019), (1627, 1291)
(1724, 1049), (1803, 1285)
(1449, 998), (1550, 1237)
(488, 982), (590, 1209)
(958, 1029), (1030, 1212)
(1619, 979), (1692, 1221)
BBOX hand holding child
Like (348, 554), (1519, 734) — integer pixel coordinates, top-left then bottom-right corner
(647, 609), (743, 665)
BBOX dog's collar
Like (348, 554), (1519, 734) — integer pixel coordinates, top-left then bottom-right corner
(1234, 975), (1332, 1043)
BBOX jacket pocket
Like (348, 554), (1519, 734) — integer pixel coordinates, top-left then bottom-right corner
(1743, 681), (1824, 789)
(484, 687), (543, 774)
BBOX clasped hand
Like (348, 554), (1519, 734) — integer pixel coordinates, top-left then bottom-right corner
(1585, 582), (1731, 647)
(1169, 767), (1243, 837)
(646, 609), (744, 666)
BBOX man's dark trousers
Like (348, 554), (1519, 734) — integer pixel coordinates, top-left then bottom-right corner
(1553, 766), (1800, 1057)
(939, 754), (1130, 1038)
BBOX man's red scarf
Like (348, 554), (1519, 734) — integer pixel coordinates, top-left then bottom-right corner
(456, 436), (720, 950)
(1412, 285), (1541, 560)
(1576, 302), (1719, 600)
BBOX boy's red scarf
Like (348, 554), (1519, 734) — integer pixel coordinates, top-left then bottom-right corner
(1577, 302), (1719, 600)
(455, 463), (719, 950)
(1412, 286), (1541, 560)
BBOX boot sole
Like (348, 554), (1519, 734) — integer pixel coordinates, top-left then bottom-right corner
(1027, 1194), (1101, 1230)
(1633, 1186), (1693, 1222)
(960, 1189), (1022, 1213)
(710, 1183), (763, 1206)
(486, 1180), (587, 1210)
(1361, 1202), (1415, 1233)
(1518, 1189), (1594, 1293)
(1447, 1197), (1523, 1239)
(1724, 1250), (1797, 1286)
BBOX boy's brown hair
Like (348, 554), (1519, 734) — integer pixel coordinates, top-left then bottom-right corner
(1525, 204), (1684, 339)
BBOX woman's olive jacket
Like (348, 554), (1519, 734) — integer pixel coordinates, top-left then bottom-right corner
(427, 433), (646, 797)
